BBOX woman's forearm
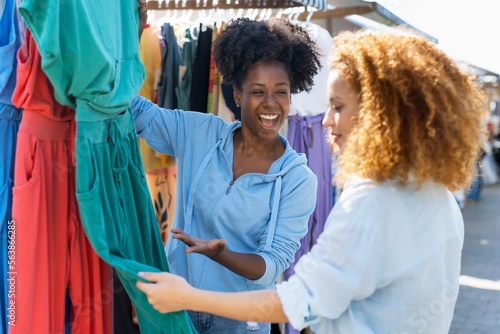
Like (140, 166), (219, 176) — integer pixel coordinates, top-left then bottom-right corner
(212, 250), (266, 280)
(187, 287), (289, 323)
(136, 271), (289, 323)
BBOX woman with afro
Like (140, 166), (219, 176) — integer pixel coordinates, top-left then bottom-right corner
(137, 30), (485, 334)
(132, 17), (321, 333)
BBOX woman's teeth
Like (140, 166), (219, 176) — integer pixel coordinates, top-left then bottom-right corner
(259, 114), (278, 119)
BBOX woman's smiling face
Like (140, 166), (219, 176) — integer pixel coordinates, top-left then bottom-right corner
(234, 61), (291, 143)
(323, 70), (360, 152)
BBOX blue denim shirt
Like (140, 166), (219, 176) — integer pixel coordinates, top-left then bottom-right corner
(131, 95), (317, 293)
(277, 175), (464, 333)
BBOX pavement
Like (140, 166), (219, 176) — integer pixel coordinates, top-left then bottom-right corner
(449, 181), (500, 333)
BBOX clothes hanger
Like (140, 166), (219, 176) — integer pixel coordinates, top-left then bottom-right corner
(306, 6), (315, 22)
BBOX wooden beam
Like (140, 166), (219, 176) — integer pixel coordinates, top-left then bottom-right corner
(296, 5), (375, 21)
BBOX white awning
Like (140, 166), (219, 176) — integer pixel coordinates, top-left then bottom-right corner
(292, 0), (328, 11)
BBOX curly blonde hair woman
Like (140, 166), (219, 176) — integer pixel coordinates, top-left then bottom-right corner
(330, 30), (484, 190)
(136, 30), (485, 334)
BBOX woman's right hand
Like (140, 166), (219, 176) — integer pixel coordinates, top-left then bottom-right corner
(171, 228), (227, 260)
(137, 271), (194, 313)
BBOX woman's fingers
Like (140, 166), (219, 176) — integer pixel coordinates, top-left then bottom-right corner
(171, 228), (196, 246)
(138, 271), (164, 283)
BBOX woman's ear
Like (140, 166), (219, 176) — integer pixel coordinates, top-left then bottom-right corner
(233, 88), (241, 107)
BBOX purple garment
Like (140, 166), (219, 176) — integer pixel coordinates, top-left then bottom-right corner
(284, 113), (333, 334)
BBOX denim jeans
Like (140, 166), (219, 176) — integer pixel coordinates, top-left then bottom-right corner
(188, 311), (271, 333)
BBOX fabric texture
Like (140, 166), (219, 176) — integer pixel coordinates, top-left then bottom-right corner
(11, 29), (75, 121)
(189, 25), (212, 113)
(75, 110), (195, 334)
(10, 111), (114, 334)
(276, 175), (464, 333)
(131, 94), (317, 293)
(17, 0), (145, 121)
(9, 28), (114, 333)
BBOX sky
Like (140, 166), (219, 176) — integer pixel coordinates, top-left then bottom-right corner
(374, 0), (500, 75)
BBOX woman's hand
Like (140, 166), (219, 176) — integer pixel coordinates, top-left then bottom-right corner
(137, 272), (289, 323)
(172, 228), (227, 260)
(138, 0), (148, 40)
(136, 272), (193, 313)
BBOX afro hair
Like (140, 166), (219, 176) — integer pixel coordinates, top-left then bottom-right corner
(213, 18), (322, 94)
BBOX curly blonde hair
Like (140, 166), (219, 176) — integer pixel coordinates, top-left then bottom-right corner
(330, 30), (485, 191)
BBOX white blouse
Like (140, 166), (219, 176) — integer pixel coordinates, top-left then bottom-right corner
(277, 175), (464, 334)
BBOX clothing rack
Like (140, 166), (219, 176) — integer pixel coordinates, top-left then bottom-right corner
(147, 0), (378, 22)
(147, 0), (302, 10)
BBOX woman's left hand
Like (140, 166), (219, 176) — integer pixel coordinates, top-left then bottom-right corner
(136, 272), (193, 313)
(171, 228), (227, 260)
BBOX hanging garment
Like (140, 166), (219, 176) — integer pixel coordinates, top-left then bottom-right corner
(206, 24), (217, 114)
(74, 110), (195, 334)
(0, 0), (20, 105)
(10, 112), (114, 334)
(17, 0), (145, 121)
(0, 104), (21, 334)
(157, 23), (182, 109)
(283, 113), (332, 334)
(15, 2), (194, 332)
(175, 28), (194, 111)
(189, 24), (212, 113)
(285, 114), (332, 267)
(289, 22), (332, 117)
(10, 29), (75, 121)
(138, 25), (171, 174)
(9, 29), (113, 334)
(146, 171), (177, 245)
(139, 26), (162, 102)
(0, 0), (22, 332)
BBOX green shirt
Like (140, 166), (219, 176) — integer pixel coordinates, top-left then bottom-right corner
(19, 0), (145, 122)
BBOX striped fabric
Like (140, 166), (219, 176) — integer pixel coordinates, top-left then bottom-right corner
(293, 0), (327, 11)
